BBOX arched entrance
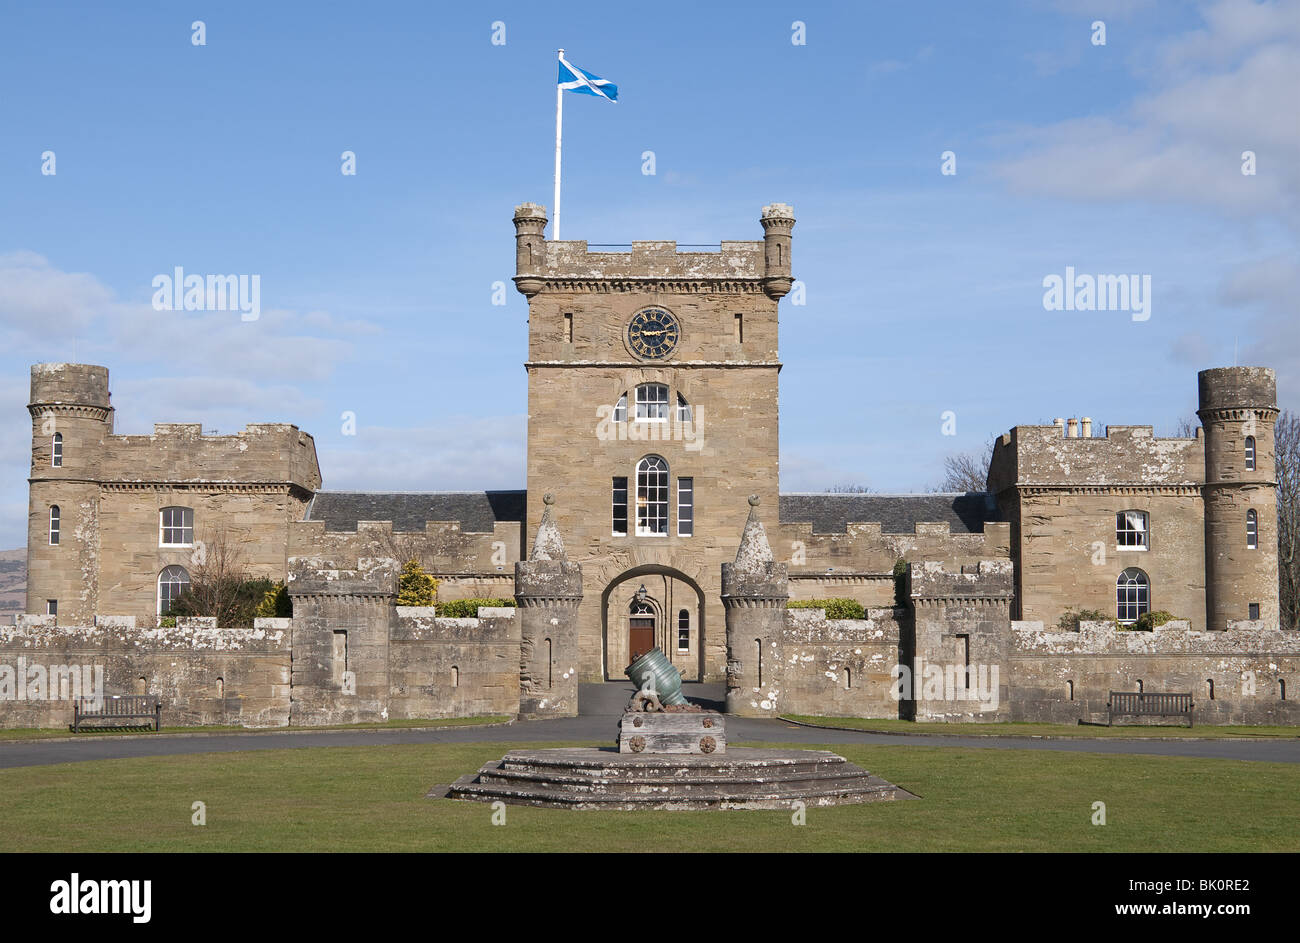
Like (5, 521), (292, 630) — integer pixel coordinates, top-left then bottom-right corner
(601, 566), (706, 681)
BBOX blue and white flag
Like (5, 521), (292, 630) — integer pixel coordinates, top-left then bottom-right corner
(558, 52), (618, 102)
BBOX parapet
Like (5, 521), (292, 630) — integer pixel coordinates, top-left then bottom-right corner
(908, 560), (1015, 600)
(1198, 366), (1277, 414)
(29, 363), (112, 411)
(989, 424), (1202, 488)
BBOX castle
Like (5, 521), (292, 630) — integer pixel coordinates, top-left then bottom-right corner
(5, 203), (1296, 728)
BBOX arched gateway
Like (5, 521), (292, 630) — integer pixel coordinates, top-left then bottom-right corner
(601, 567), (705, 681)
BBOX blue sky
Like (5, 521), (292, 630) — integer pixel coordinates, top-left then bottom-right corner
(1, 0), (1297, 548)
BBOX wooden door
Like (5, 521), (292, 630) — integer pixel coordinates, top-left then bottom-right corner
(629, 616), (655, 661)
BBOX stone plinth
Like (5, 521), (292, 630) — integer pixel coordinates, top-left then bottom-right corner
(441, 747), (915, 810)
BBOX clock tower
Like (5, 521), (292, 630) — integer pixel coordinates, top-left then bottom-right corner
(512, 202), (794, 682)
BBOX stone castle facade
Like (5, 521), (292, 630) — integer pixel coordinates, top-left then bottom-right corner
(5, 202), (1295, 727)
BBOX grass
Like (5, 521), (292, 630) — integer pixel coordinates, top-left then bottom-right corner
(781, 715), (1300, 739)
(0, 739), (1296, 851)
(0, 716), (511, 741)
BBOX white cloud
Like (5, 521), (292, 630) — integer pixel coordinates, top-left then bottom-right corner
(997, 1), (1300, 218)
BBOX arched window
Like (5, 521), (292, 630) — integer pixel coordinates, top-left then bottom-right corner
(1116, 510), (1148, 549)
(51, 433), (63, 467)
(1244, 436), (1256, 471)
(1116, 568), (1149, 624)
(676, 392), (692, 422)
(677, 608), (690, 652)
(1247, 509), (1258, 549)
(612, 392), (627, 423)
(635, 383), (669, 421)
(160, 507), (194, 547)
(48, 505), (60, 545)
(158, 565), (191, 616)
(636, 455), (669, 535)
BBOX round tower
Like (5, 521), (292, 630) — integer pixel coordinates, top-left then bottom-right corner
(759, 203), (795, 300)
(27, 363), (113, 621)
(1198, 366), (1279, 630)
(512, 203), (548, 298)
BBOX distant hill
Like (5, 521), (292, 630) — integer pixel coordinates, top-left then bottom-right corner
(0, 549), (25, 612)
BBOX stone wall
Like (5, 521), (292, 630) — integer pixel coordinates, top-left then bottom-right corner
(1009, 620), (1300, 724)
(389, 607), (520, 719)
(0, 614), (291, 728)
(769, 607), (903, 719)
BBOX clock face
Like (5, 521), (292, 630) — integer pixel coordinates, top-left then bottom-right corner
(627, 307), (681, 360)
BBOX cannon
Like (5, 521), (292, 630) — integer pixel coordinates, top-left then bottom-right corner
(624, 647), (689, 709)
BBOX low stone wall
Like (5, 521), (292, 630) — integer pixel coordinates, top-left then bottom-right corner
(389, 607), (520, 719)
(763, 607), (903, 719)
(0, 615), (291, 728)
(1009, 620), (1300, 724)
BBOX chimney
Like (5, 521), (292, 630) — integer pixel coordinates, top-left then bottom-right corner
(1053, 418), (1065, 436)
(1081, 417), (1092, 437)
(1067, 418), (1079, 438)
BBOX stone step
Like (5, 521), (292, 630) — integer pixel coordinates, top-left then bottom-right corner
(476, 766), (882, 794)
(438, 746), (917, 810)
(496, 747), (849, 781)
(446, 775), (907, 811)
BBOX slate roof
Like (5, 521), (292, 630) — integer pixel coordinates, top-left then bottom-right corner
(303, 490), (999, 536)
(777, 493), (999, 535)
(305, 491), (526, 533)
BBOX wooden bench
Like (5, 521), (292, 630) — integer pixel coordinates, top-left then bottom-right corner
(73, 695), (161, 733)
(1107, 691), (1193, 728)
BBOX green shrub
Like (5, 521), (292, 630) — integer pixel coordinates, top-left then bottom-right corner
(395, 559), (439, 607)
(168, 576), (279, 628)
(254, 581), (292, 618)
(1134, 610), (1179, 632)
(786, 598), (868, 620)
(158, 615), (177, 628)
(437, 598), (517, 618)
(1057, 607), (1113, 631)
(892, 558), (909, 607)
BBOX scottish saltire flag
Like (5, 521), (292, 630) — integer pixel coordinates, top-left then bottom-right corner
(558, 52), (618, 102)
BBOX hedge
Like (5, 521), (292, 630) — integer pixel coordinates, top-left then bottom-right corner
(437, 598), (517, 618)
(786, 598), (868, 620)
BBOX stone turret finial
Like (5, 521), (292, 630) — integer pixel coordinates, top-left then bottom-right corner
(733, 495), (773, 570)
(530, 492), (567, 561)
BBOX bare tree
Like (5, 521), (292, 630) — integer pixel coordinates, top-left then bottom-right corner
(827, 483), (874, 493)
(1277, 409), (1299, 630)
(937, 437), (996, 492)
(168, 524), (253, 627)
(1175, 415), (1200, 437)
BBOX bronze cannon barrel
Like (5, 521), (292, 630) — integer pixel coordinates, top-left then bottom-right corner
(625, 647), (689, 707)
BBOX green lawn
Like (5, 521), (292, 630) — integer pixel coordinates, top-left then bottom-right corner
(0, 740), (1295, 851)
(782, 715), (1300, 739)
(0, 716), (511, 741)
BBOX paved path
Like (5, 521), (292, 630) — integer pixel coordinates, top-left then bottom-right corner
(0, 683), (1297, 769)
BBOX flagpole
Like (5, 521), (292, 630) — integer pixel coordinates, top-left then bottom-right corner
(554, 49), (564, 240)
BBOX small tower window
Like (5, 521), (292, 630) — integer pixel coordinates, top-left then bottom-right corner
(160, 507), (194, 547)
(677, 609), (690, 652)
(611, 477), (628, 536)
(1116, 510), (1148, 549)
(48, 505), (60, 545)
(1246, 510), (1258, 550)
(734, 313), (743, 343)
(51, 433), (63, 467)
(676, 392), (692, 423)
(1116, 568), (1149, 624)
(634, 384), (669, 421)
(1244, 436), (1256, 471)
(677, 477), (694, 537)
(1249, 603), (1260, 620)
(563, 312), (573, 344)
(612, 393), (627, 423)
(46, 599), (57, 617)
